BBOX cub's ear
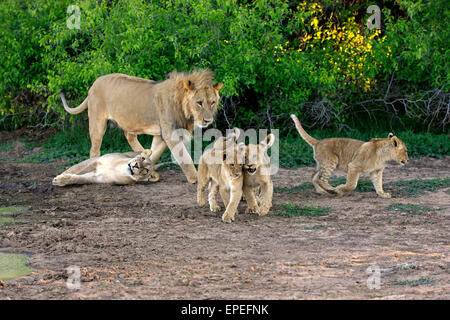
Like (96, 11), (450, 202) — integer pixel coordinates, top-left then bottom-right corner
(223, 152), (227, 161)
(260, 133), (275, 149)
(388, 132), (394, 139)
(393, 138), (399, 148)
(214, 83), (223, 91)
(183, 79), (195, 91)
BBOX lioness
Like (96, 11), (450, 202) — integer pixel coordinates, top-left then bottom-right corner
(290, 114), (408, 198)
(52, 150), (160, 186)
(60, 70), (223, 183)
(197, 133), (246, 223)
(243, 134), (275, 216)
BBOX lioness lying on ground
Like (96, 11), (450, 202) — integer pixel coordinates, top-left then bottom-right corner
(243, 134), (275, 216)
(197, 132), (245, 223)
(52, 150), (160, 186)
(290, 114), (409, 198)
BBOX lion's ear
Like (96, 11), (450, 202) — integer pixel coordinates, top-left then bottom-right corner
(393, 138), (399, 148)
(388, 132), (394, 139)
(142, 149), (152, 158)
(214, 83), (223, 91)
(183, 79), (195, 91)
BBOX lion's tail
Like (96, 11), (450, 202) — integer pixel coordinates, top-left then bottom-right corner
(60, 89), (88, 115)
(290, 114), (318, 147)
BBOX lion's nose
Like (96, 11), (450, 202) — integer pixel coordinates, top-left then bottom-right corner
(204, 119), (213, 126)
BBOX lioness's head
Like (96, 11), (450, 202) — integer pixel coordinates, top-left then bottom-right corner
(182, 75), (223, 128)
(128, 150), (159, 182)
(222, 142), (245, 179)
(244, 134), (275, 175)
(386, 133), (409, 165)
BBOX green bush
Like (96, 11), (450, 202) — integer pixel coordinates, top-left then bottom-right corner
(0, 0), (448, 132)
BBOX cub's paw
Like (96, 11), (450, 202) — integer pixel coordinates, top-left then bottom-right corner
(222, 212), (235, 223)
(258, 205), (271, 216)
(210, 203), (222, 212)
(245, 206), (259, 214)
(378, 192), (391, 199)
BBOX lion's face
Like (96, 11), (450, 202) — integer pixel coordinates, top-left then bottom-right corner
(222, 143), (245, 179)
(244, 134), (275, 175)
(387, 133), (408, 165)
(183, 80), (222, 128)
(128, 150), (159, 181)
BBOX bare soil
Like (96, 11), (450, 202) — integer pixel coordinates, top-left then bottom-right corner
(0, 139), (449, 299)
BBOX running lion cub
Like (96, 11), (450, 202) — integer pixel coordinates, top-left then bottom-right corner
(197, 130), (246, 223)
(52, 150), (160, 186)
(243, 134), (275, 216)
(290, 114), (408, 198)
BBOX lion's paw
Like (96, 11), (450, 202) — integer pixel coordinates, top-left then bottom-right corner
(245, 206), (259, 214)
(210, 203), (222, 212)
(378, 192), (391, 199)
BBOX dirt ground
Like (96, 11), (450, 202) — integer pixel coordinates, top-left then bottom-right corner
(0, 137), (449, 300)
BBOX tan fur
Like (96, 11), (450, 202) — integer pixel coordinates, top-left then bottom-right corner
(243, 134), (275, 216)
(197, 134), (245, 223)
(60, 70), (223, 183)
(291, 114), (409, 198)
(52, 150), (160, 186)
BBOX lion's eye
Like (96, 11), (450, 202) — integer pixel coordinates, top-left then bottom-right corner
(197, 101), (203, 108)
(211, 101), (216, 107)
(230, 164), (234, 167)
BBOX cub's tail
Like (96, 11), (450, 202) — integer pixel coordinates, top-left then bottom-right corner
(60, 89), (88, 114)
(290, 114), (319, 147)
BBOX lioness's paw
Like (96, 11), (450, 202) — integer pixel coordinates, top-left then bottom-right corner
(378, 192), (391, 199)
(52, 175), (70, 186)
(210, 203), (222, 212)
(197, 197), (207, 207)
(222, 212), (235, 223)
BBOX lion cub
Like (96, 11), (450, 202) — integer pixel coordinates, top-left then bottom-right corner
(197, 133), (246, 223)
(291, 114), (409, 198)
(53, 150), (160, 186)
(243, 134), (275, 216)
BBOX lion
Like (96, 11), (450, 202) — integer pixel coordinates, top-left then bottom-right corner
(290, 114), (409, 198)
(242, 133), (275, 216)
(60, 70), (223, 183)
(197, 131), (246, 223)
(52, 149), (162, 186)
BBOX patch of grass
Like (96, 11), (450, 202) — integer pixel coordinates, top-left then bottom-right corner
(386, 203), (443, 215)
(272, 203), (331, 217)
(392, 277), (436, 286)
(0, 217), (15, 226)
(388, 178), (450, 197)
(0, 253), (34, 281)
(0, 206), (29, 215)
(0, 141), (14, 151)
(275, 177), (374, 194)
(304, 224), (325, 230)
(4, 125), (450, 168)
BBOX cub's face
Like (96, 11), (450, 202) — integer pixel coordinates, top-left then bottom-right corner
(244, 134), (275, 175)
(184, 80), (223, 128)
(222, 144), (245, 179)
(388, 133), (409, 165)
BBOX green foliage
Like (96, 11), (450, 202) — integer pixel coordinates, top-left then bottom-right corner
(272, 203), (331, 217)
(0, 0), (448, 131)
(386, 203), (443, 215)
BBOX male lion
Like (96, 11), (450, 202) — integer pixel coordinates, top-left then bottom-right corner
(60, 70), (223, 183)
(290, 114), (408, 198)
(52, 149), (162, 186)
(243, 134), (275, 216)
(197, 131), (246, 223)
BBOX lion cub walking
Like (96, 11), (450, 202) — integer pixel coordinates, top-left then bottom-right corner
(290, 114), (408, 198)
(243, 134), (275, 216)
(197, 132), (246, 223)
(53, 150), (160, 186)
